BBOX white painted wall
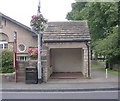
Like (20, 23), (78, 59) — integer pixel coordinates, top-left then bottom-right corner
(50, 48), (83, 72)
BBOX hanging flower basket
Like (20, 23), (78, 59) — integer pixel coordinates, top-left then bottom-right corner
(30, 13), (48, 32)
(28, 48), (38, 60)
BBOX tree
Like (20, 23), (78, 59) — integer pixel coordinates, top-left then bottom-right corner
(94, 27), (120, 63)
(66, 2), (120, 65)
(66, 2), (87, 20)
(81, 2), (118, 41)
(0, 50), (14, 73)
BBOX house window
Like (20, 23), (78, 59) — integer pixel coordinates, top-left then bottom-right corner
(0, 44), (3, 49)
(0, 42), (8, 49)
(4, 43), (8, 49)
(17, 56), (29, 61)
(20, 56), (24, 60)
(18, 44), (26, 52)
(4, 20), (6, 26)
(0, 19), (6, 28)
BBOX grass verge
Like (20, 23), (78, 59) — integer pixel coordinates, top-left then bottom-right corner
(91, 63), (120, 76)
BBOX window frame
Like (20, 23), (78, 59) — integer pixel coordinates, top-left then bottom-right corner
(0, 41), (8, 49)
(18, 43), (26, 52)
(17, 56), (29, 61)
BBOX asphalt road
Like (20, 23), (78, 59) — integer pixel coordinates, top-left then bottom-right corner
(1, 90), (119, 99)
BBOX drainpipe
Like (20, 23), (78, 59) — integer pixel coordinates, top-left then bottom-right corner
(86, 41), (91, 78)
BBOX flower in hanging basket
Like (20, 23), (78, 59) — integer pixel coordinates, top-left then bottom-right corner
(30, 13), (48, 32)
(28, 48), (38, 57)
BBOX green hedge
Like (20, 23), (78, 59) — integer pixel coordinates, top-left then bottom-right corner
(0, 50), (14, 73)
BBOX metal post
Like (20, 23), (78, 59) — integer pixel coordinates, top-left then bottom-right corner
(37, 0), (41, 83)
(106, 69), (108, 79)
(38, 32), (42, 83)
(13, 31), (17, 82)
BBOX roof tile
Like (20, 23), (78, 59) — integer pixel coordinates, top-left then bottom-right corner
(43, 21), (91, 42)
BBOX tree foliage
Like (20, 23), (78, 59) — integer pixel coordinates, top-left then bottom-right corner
(94, 27), (120, 63)
(0, 50), (14, 73)
(66, 2), (87, 20)
(66, 2), (119, 63)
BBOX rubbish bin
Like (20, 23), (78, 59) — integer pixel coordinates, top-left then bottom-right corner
(25, 66), (38, 84)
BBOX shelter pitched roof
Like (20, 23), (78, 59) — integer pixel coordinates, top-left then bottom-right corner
(43, 21), (91, 42)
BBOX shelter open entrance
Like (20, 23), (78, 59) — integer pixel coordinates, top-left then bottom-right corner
(49, 48), (84, 79)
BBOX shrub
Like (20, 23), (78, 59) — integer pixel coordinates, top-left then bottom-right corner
(0, 50), (14, 73)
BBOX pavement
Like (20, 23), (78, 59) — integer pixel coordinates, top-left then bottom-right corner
(0, 67), (119, 92)
(1, 82), (119, 92)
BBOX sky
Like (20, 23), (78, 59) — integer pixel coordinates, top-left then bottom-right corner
(0, 0), (75, 27)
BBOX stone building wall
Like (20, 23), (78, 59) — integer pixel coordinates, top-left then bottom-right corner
(2, 17), (37, 54)
(42, 42), (91, 81)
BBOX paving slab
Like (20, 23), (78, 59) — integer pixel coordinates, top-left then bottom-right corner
(0, 67), (119, 92)
(1, 81), (119, 92)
